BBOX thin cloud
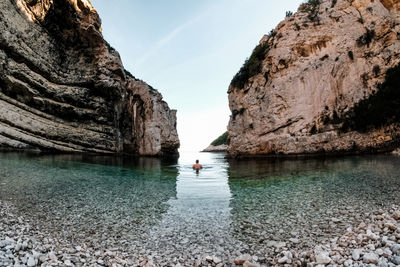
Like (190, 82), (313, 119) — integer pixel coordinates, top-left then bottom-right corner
(135, 8), (211, 67)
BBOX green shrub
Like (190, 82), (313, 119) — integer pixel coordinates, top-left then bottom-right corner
(356, 29), (375, 47)
(286, 11), (293, 17)
(299, 0), (320, 22)
(211, 132), (229, 146)
(231, 42), (270, 89)
(105, 40), (115, 52)
(268, 29), (276, 37)
(125, 70), (136, 80)
(310, 125), (317, 135)
(348, 51), (354, 60)
(373, 65), (380, 77)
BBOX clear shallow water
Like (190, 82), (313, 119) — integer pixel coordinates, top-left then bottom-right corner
(1, 151), (400, 259)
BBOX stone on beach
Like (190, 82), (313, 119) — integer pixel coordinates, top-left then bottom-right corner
(391, 255), (400, 265)
(212, 256), (222, 264)
(352, 249), (363, 261)
(278, 255), (289, 264)
(315, 252), (331, 265)
(391, 244), (400, 255)
(48, 251), (57, 261)
(363, 252), (379, 264)
(242, 260), (258, 267)
(234, 254), (252, 265)
(27, 256), (36, 267)
(266, 241), (286, 249)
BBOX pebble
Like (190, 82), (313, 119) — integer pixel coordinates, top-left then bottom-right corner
(278, 256), (289, 264)
(391, 255), (400, 265)
(385, 223), (397, 231)
(212, 256), (222, 264)
(48, 251), (57, 261)
(234, 254), (252, 265)
(27, 256), (36, 267)
(14, 243), (21, 252)
(205, 255), (213, 262)
(359, 222), (367, 229)
(343, 259), (353, 266)
(242, 260), (257, 267)
(315, 252), (331, 265)
(267, 241), (286, 248)
(1, 196), (399, 266)
(352, 249), (362, 260)
(64, 259), (73, 266)
(392, 244), (400, 255)
(363, 252), (379, 264)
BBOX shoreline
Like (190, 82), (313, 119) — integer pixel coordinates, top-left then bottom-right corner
(201, 144), (228, 153)
(1, 199), (399, 266)
(225, 149), (400, 160)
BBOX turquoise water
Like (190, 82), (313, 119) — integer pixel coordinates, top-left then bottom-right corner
(1, 151), (400, 259)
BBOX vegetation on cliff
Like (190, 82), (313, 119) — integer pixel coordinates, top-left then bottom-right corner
(299, 0), (320, 22)
(356, 28), (375, 47)
(231, 42), (269, 89)
(211, 132), (229, 146)
(230, 0), (322, 91)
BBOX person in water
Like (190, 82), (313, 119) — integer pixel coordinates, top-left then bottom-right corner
(192, 159), (203, 170)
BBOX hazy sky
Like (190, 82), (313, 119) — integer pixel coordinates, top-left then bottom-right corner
(91, 0), (303, 152)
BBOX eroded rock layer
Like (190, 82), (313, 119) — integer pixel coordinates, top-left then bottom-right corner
(0, 0), (179, 155)
(228, 0), (400, 156)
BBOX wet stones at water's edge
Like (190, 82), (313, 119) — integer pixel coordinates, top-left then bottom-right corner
(1, 200), (399, 266)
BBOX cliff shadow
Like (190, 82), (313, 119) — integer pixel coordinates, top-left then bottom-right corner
(226, 155), (400, 254)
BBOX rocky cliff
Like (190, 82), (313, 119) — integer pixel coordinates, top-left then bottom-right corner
(228, 0), (400, 156)
(0, 0), (179, 155)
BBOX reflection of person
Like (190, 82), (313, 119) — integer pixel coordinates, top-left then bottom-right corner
(192, 159), (203, 170)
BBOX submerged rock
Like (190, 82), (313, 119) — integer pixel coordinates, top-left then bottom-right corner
(0, 0), (179, 156)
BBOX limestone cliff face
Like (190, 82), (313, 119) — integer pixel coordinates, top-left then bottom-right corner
(228, 0), (400, 156)
(0, 0), (179, 155)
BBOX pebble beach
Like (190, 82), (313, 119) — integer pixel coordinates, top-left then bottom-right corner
(1, 199), (400, 266)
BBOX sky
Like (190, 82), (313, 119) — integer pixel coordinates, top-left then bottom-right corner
(91, 0), (303, 152)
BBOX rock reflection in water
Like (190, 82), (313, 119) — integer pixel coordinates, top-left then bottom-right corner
(227, 155), (400, 255)
(0, 152), (179, 249)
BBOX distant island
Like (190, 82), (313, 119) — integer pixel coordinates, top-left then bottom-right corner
(202, 132), (228, 152)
